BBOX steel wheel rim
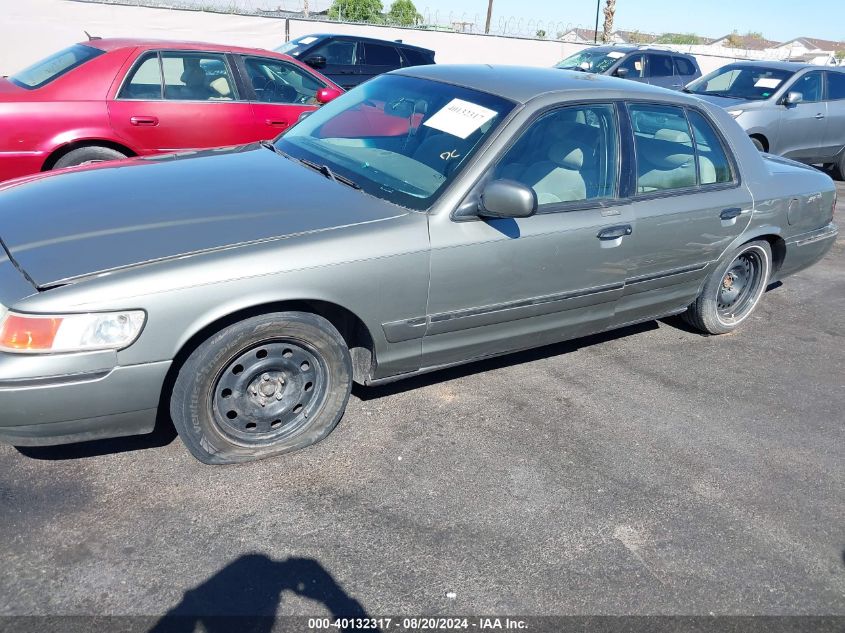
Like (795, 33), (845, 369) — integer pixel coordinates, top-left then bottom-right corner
(210, 340), (326, 445)
(716, 250), (764, 322)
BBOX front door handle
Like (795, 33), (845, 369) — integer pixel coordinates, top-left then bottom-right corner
(130, 116), (158, 126)
(720, 207), (742, 220)
(815, 113), (825, 119)
(597, 224), (633, 240)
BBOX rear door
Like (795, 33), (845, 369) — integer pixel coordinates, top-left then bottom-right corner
(645, 53), (677, 89)
(236, 54), (327, 138)
(821, 70), (845, 160)
(360, 42), (403, 84)
(108, 49), (255, 152)
(614, 103), (753, 325)
(775, 70), (827, 161)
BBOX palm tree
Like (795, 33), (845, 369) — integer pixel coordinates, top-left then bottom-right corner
(485, 0), (493, 34)
(601, 0), (616, 43)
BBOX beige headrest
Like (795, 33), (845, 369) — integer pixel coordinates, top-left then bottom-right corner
(547, 143), (584, 170)
(209, 77), (232, 97)
(655, 128), (691, 144)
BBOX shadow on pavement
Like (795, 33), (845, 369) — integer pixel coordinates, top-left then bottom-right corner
(355, 320), (659, 400)
(15, 410), (177, 461)
(148, 554), (372, 633)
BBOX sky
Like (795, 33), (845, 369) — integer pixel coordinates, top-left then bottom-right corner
(387, 0), (845, 42)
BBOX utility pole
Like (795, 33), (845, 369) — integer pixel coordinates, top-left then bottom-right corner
(485, 0), (493, 34)
(593, 0), (600, 43)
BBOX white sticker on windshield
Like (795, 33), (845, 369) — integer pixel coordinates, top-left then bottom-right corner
(298, 36), (318, 45)
(754, 77), (782, 89)
(607, 51), (626, 59)
(423, 99), (498, 139)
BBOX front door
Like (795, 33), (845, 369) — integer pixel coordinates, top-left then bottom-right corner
(423, 103), (631, 368)
(615, 103), (753, 325)
(775, 70), (827, 161)
(307, 38), (359, 89)
(109, 50), (255, 152)
(236, 55), (326, 138)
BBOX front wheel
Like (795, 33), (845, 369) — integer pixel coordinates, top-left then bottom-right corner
(683, 240), (772, 335)
(750, 137), (765, 152)
(171, 312), (352, 464)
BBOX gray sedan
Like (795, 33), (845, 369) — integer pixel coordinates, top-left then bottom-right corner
(686, 61), (845, 175)
(0, 66), (837, 463)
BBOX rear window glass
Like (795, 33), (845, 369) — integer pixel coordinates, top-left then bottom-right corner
(402, 48), (433, 66)
(827, 71), (845, 100)
(648, 55), (675, 77)
(10, 44), (104, 89)
(364, 43), (401, 66)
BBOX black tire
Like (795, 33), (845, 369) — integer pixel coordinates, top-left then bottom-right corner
(52, 146), (127, 170)
(836, 152), (845, 181)
(683, 240), (772, 335)
(170, 312), (352, 464)
(750, 136), (765, 152)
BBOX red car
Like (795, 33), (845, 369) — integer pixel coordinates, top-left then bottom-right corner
(0, 38), (343, 181)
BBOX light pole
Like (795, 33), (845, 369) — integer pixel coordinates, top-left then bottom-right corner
(485, 0), (493, 34)
(593, 0), (600, 43)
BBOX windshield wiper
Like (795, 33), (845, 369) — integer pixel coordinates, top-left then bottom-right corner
(259, 139), (292, 160)
(297, 157), (361, 190)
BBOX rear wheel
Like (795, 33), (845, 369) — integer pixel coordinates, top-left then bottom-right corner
(683, 240), (772, 335)
(170, 312), (352, 464)
(52, 146), (128, 170)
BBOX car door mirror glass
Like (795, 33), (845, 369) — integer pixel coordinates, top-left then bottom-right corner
(304, 55), (327, 69)
(784, 91), (803, 105)
(478, 180), (537, 219)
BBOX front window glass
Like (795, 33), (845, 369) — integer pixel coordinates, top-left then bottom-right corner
(789, 71), (823, 103)
(687, 65), (795, 101)
(10, 44), (104, 89)
(244, 57), (325, 104)
(555, 49), (628, 73)
(617, 54), (644, 78)
(277, 74), (515, 210)
(309, 40), (356, 65)
(495, 104), (619, 206)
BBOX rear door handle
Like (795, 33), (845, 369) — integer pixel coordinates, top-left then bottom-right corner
(597, 225), (633, 240)
(130, 116), (158, 126)
(720, 207), (742, 220)
(265, 119), (289, 128)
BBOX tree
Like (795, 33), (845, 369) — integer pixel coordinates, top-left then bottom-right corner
(536, 29), (547, 39)
(328, 0), (384, 23)
(657, 32), (701, 45)
(387, 0), (422, 26)
(601, 0), (616, 43)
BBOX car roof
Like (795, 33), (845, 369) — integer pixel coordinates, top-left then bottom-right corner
(83, 38), (285, 57)
(297, 33), (434, 54)
(590, 45), (694, 57)
(395, 64), (701, 104)
(717, 59), (841, 71)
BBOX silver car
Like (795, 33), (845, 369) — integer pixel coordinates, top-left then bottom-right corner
(556, 46), (702, 90)
(686, 61), (845, 176)
(0, 67), (837, 463)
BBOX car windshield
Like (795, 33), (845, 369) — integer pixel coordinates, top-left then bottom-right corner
(10, 43), (104, 89)
(276, 74), (515, 210)
(686, 65), (796, 101)
(274, 35), (322, 57)
(555, 49), (627, 73)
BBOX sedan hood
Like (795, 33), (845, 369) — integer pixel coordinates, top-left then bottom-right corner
(690, 94), (757, 109)
(0, 144), (406, 288)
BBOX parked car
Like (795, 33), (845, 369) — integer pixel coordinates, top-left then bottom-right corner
(0, 67), (837, 463)
(685, 61), (845, 177)
(275, 34), (435, 89)
(555, 45), (701, 89)
(0, 38), (343, 182)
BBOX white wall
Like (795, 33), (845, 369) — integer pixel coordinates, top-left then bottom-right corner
(1, 0), (749, 77)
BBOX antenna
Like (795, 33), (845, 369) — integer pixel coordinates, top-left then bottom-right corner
(84, 30), (102, 41)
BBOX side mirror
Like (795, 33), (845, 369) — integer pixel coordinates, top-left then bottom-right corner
(478, 180), (537, 219)
(316, 87), (342, 104)
(614, 67), (629, 79)
(304, 55), (327, 69)
(784, 91), (803, 105)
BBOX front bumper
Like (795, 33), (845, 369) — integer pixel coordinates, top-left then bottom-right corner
(0, 357), (171, 446)
(774, 222), (839, 281)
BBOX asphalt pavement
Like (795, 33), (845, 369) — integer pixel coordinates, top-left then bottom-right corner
(1, 182), (843, 619)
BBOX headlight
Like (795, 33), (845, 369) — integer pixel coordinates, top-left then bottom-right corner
(0, 310), (145, 354)
(727, 110), (745, 118)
